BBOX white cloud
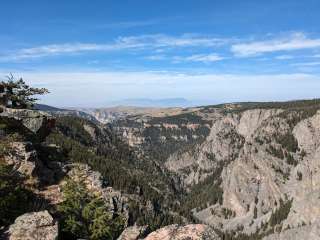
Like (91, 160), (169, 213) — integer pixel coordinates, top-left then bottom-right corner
(0, 34), (230, 62)
(275, 55), (294, 60)
(145, 55), (166, 60)
(173, 53), (224, 63)
(292, 62), (320, 66)
(231, 32), (320, 57)
(146, 53), (224, 63)
(120, 34), (229, 48)
(0, 41), (145, 61)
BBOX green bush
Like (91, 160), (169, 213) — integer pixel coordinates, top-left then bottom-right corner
(58, 177), (125, 240)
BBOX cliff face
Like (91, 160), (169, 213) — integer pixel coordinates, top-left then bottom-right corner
(109, 100), (320, 239)
(0, 107), (55, 140)
(0, 107), (56, 185)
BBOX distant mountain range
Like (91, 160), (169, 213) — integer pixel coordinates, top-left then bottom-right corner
(34, 104), (99, 123)
(34, 104), (66, 111)
(108, 98), (193, 107)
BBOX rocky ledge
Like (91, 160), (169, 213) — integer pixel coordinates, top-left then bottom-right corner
(144, 224), (220, 240)
(7, 211), (58, 240)
(0, 107), (55, 140)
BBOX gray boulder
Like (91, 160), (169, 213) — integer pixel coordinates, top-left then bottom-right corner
(118, 225), (149, 240)
(0, 107), (55, 140)
(7, 211), (58, 240)
(144, 224), (220, 240)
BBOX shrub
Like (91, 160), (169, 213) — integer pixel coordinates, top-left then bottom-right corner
(58, 177), (125, 240)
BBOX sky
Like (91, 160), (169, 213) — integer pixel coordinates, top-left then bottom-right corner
(1, 0), (320, 107)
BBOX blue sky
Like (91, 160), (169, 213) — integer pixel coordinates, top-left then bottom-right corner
(1, 0), (320, 107)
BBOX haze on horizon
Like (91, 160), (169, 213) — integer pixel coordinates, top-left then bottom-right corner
(1, 0), (320, 108)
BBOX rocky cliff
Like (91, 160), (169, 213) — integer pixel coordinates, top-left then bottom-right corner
(108, 99), (320, 239)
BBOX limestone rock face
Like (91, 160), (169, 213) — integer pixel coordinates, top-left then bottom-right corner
(164, 109), (320, 235)
(5, 142), (38, 177)
(117, 225), (149, 240)
(4, 141), (55, 185)
(112, 105), (320, 237)
(7, 211), (58, 240)
(1, 107), (57, 185)
(263, 219), (320, 240)
(0, 107), (55, 139)
(144, 224), (220, 240)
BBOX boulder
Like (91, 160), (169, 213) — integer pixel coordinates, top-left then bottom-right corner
(0, 107), (55, 140)
(144, 224), (220, 240)
(7, 211), (58, 240)
(118, 225), (149, 240)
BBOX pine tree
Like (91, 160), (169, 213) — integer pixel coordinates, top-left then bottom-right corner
(58, 177), (125, 240)
(1, 74), (48, 109)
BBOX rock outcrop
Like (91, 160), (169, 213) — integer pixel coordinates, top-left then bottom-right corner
(4, 142), (46, 185)
(144, 224), (220, 240)
(7, 211), (58, 240)
(263, 219), (320, 240)
(0, 107), (55, 140)
(117, 225), (149, 240)
(2, 107), (56, 185)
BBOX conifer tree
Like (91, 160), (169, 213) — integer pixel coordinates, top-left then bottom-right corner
(1, 74), (48, 109)
(58, 177), (125, 240)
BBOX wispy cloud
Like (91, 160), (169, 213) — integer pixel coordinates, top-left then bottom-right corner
(173, 53), (224, 63)
(49, 18), (174, 31)
(145, 53), (224, 63)
(120, 34), (229, 48)
(292, 61), (320, 66)
(0, 34), (230, 62)
(231, 32), (320, 57)
(0, 42), (144, 61)
(145, 55), (167, 60)
(275, 55), (294, 60)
